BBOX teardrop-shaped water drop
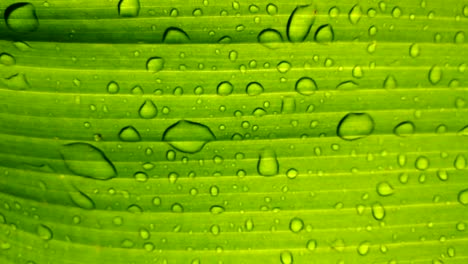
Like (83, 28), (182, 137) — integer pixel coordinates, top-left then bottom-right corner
(5, 3), (39, 33)
(146, 57), (164, 73)
(428, 65), (442, 84)
(257, 148), (279, 176)
(383, 75), (397, 89)
(348, 4), (362, 24)
(295, 77), (317, 95)
(314, 24), (334, 43)
(1, 73), (30, 90)
(337, 113), (375, 140)
(119, 126), (141, 141)
(162, 27), (190, 44)
(394, 121), (415, 137)
(37, 224), (53, 240)
(138, 99), (158, 119)
(163, 120), (215, 153)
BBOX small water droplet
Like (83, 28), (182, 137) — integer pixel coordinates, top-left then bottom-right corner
(134, 171), (148, 182)
(37, 224), (53, 240)
(337, 113), (375, 140)
(454, 154), (466, 170)
(281, 97), (296, 114)
(458, 189), (468, 206)
(280, 251), (293, 264)
(306, 239), (317, 251)
(455, 31), (465, 44)
(163, 120), (215, 153)
(383, 75), (397, 89)
(146, 57), (164, 73)
(245, 218), (254, 231)
(107, 81), (119, 94)
(357, 241), (370, 256)
(118, 0), (140, 17)
(376, 181), (394, 196)
(336, 80), (358, 90)
(118, 126), (141, 142)
(409, 43), (420, 58)
(257, 28), (283, 48)
(246, 82), (264, 96)
(295, 77), (317, 95)
(217, 81), (233, 96)
(162, 27), (190, 44)
(138, 99), (158, 119)
(5, 3), (39, 33)
(287, 5), (317, 42)
(257, 148), (279, 176)
(314, 24), (334, 42)
(0, 53), (15, 66)
(349, 4), (363, 24)
(266, 3), (278, 15)
(428, 65), (442, 85)
(60, 143), (117, 180)
(277, 61), (291, 73)
(394, 121), (415, 137)
(352, 65), (363, 78)
(372, 202), (385, 220)
(210, 205), (225, 214)
(171, 203), (184, 213)
(289, 217), (304, 233)
(415, 156), (430, 171)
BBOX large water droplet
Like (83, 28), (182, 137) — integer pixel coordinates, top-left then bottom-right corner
(118, 0), (140, 17)
(337, 113), (375, 140)
(217, 81), (233, 96)
(372, 202), (385, 220)
(37, 224), (53, 240)
(1, 73), (30, 90)
(394, 121), (415, 137)
(246, 82), (264, 96)
(5, 3), (39, 33)
(428, 65), (442, 84)
(119, 126), (141, 142)
(454, 154), (467, 170)
(280, 251), (293, 264)
(163, 120), (215, 153)
(287, 5), (317, 42)
(257, 148), (279, 176)
(289, 217), (304, 233)
(336, 80), (358, 90)
(107, 81), (120, 94)
(162, 27), (190, 44)
(348, 4), (362, 24)
(60, 143), (117, 180)
(415, 156), (430, 171)
(258, 28), (283, 49)
(376, 181), (394, 196)
(138, 99), (158, 119)
(295, 77), (317, 95)
(314, 24), (334, 42)
(146, 57), (164, 73)
(0, 53), (15, 66)
(277, 61), (291, 73)
(69, 186), (95, 210)
(459, 189), (468, 205)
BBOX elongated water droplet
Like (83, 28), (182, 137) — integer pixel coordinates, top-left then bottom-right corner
(454, 154), (466, 170)
(337, 113), (375, 140)
(376, 181), (394, 196)
(287, 5), (317, 42)
(37, 224), (53, 240)
(409, 43), (420, 58)
(146, 57), (164, 73)
(0, 53), (15, 66)
(314, 24), (334, 42)
(258, 28), (283, 49)
(428, 65), (442, 84)
(246, 82), (264, 96)
(138, 99), (158, 119)
(306, 239), (317, 251)
(336, 80), (358, 90)
(459, 189), (468, 205)
(280, 251), (293, 264)
(69, 186), (95, 210)
(394, 121), (415, 137)
(119, 126), (141, 142)
(162, 27), (190, 44)
(357, 241), (370, 256)
(245, 218), (254, 231)
(118, 0), (140, 17)
(349, 4), (362, 24)
(163, 120), (215, 153)
(372, 202), (385, 220)
(266, 4), (278, 15)
(295, 77), (317, 95)
(383, 75), (397, 89)
(217, 81), (233, 96)
(60, 143), (117, 180)
(257, 148), (279, 176)
(5, 3), (39, 33)
(1, 73), (30, 90)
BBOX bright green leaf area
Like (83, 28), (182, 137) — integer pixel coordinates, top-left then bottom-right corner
(0, 0), (468, 263)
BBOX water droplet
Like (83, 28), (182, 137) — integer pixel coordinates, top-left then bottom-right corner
(107, 81), (119, 94)
(394, 121), (415, 137)
(329, 6), (340, 18)
(415, 156), (430, 171)
(257, 148), (279, 176)
(392, 7), (402, 18)
(146, 57), (164, 73)
(266, 3), (278, 15)
(357, 241), (370, 256)
(210, 205), (225, 214)
(139, 228), (150, 240)
(454, 154), (466, 170)
(372, 202), (385, 220)
(210, 224), (220, 235)
(306, 239), (317, 251)
(163, 120), (215, 153)
(409, 43), (420, 58)
(286, 168), (298, 179)
(168, 172), (178, 184)
(352, 65), (363, 78)
(1, 73), (30, 90)
(337, 113), (375, 140)
(455, 31), (465, 44)
(349, 4), (363, 24)
(162, 27), (190, 44)
(289, 217), (304, 233)
(69, 186), (95, 210)
(280, 251), (293, 264)
(257, 28), (283, 48)
(118, 126), (141, 142)
(228, 50), (238, 61)
(13, 41), (31, 51)
(138, 99), (158, 119)
(134, 171), (148, 182)
(383, 75), (397, 89)
(277, 61), (291, 73)
(5, 3), (39, 33)
(287, 5), (317, 42)
(336, 80), (358, 90)
(295, 77), (317, 95)
(376, 181), (394, 196)
(281, 97), (296, 114)
(245, 218), (254, 231)
(314, 24), (334, 42)
(437, 170), (448, 181)
(60, 143), (117, 180)
(171, 203), (184, 213)
(0, 53), (15, 66)
(458, 189), (468, 206)
(37, 224), (53, 240)
(118, 0), (140, 17)
(217, 81), (233, 96)
(428, 65), (442, 85)
(246, 82), (264, 96)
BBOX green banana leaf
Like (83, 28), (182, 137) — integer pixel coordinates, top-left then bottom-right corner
(1, 0), (467, 263)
